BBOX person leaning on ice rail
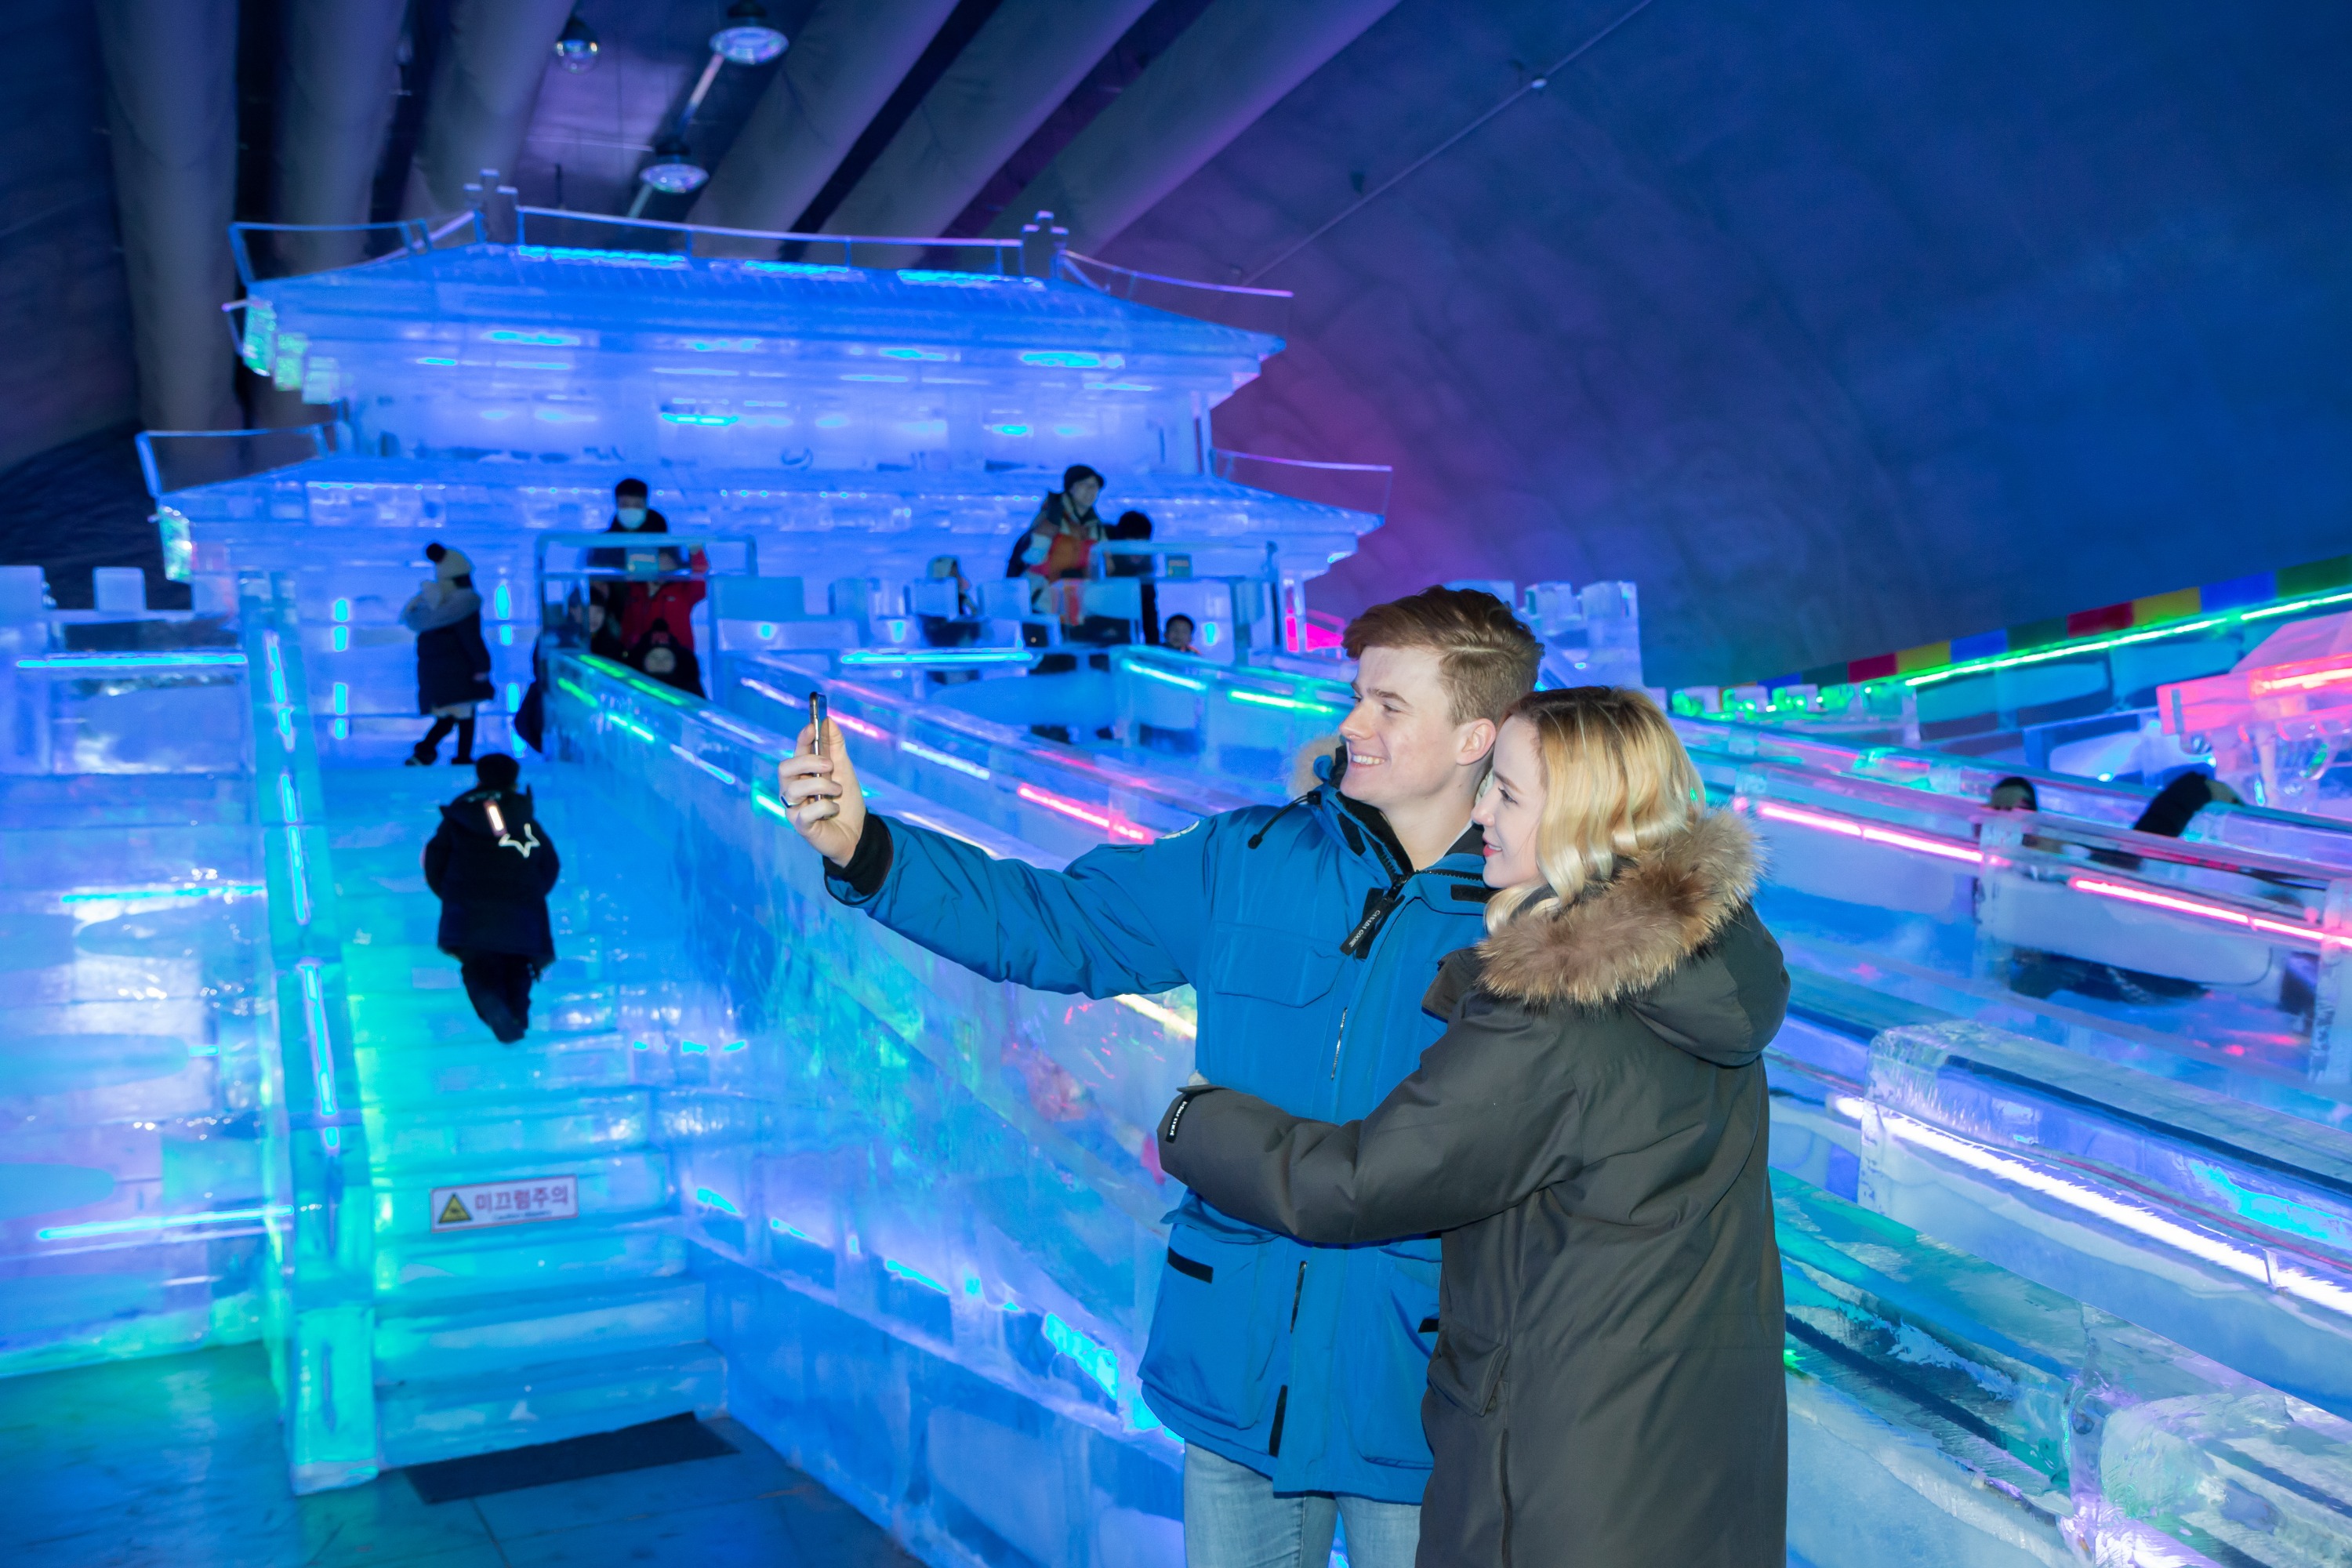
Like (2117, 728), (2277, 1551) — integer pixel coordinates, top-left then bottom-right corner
(778, 587), (1542, 1568)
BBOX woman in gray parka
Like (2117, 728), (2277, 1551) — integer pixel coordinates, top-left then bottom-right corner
(1160, 686), (1791, 1567)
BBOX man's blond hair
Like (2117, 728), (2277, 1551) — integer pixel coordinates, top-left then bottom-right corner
(1342, 586), (1541, 724)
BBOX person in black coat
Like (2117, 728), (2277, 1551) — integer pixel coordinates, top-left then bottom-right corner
(1161, 688), (1791, 1568)
(627, 617), (704, 698)
(423, 753), (561, 1044)
(401, 543), (495, 765)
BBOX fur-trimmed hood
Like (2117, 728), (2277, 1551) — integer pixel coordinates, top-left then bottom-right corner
(1472, 810), (1762, 1022)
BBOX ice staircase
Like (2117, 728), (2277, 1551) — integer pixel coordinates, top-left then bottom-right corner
(321, 764), (721, 1469)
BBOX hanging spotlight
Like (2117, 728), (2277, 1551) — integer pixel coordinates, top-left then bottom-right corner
(638, 136), (710, 194)
(710, 0), (788, 66)
(552, 12), (599, 73)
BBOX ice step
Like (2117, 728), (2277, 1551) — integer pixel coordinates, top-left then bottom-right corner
(363, 1087), (655, 1169)
(375, 1211), (688, 1301)
(375, 1342), (725, 1468)
(347, 978), (618, 1048)
(375, 1275), (708, 1386)
(356, 1028), (647, 1105)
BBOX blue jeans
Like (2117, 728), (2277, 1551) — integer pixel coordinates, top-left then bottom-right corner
(1182, 1446), (1421, 1568)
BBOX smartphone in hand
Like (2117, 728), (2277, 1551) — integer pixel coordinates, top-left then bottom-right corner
(809, 691), (828, 757)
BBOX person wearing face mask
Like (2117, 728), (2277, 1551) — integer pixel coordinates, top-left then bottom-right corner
(779, 587), (1541, 1568)
(1159, 687), (1791, 1568)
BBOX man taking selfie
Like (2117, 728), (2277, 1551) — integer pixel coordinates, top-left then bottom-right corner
(779, 587), (1541, 1568)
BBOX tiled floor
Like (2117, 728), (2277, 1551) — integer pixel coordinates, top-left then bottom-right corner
(2, 1344), (922, 1568)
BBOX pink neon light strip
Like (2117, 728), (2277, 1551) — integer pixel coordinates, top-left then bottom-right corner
(1754, 800), (1983, 866)
(1017, 782), (1154, 844)
(830, 711), (889, 742)
(2251, 662), (2352, 697)
(2068, 875), (2332, 949)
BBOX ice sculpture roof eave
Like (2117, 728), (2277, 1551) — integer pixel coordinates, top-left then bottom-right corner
(252, 244), (1285, 361)
(160, 453), (1383, 536)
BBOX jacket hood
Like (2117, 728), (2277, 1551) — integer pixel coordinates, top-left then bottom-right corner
(1472, 811), (1767, 1061)
(441, 787), (535, 837)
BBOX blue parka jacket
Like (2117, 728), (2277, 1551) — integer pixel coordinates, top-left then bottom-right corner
(827, 782), (1493, 1501)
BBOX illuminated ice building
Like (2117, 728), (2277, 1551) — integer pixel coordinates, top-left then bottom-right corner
(11, 9), (2352, 1567)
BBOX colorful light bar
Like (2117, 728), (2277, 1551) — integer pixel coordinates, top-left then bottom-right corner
(2067, 875), (2332, 949)
(38, 1203), (291, 1242)
(839, 647), (1036, 669)
(1751, 800), (1984, 866)
(18, 652), (248, 670)
(904, 739), (989, 780)
(59, 883), (263, 904)
(1017, 782), (1153, 844)
(1228, 687), (1344, 715)
(670, 743), (738, 786)
(1120, 659), (1208, 693)
(1114, 993), (1196, 1039)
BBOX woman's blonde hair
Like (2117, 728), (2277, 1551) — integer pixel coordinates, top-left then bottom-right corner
(1485, 686), (1706, 934)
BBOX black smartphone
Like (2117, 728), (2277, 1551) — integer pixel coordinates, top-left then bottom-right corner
(809, 691), (827, 757)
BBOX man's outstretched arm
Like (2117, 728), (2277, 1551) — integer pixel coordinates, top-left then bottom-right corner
(782, 722), (1210, 997)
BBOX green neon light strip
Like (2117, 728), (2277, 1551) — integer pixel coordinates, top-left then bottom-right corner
(1902, 588), (2352, 690)
(579, 654), (698, 706)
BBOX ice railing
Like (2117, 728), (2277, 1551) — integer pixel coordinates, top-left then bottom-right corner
(137, 425), (336, 501)
(1675, 713), (2352, 873)
(543, 649), (1200, 1561)
(1058, 252), (1292, 338)
(1730, 754), (2352, 1109)
(550, 648), (2352, 1568)
(0, 654), (270, 1378)
(1770, 1014), (2352, 1426)
(230, 212), (486, 286)
(238, 571), (379, 1493)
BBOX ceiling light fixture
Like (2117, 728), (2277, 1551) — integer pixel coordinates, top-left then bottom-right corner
(638, 136), (710, 194)
(710, 0), (788, 65)
(552, 12), (599, 73)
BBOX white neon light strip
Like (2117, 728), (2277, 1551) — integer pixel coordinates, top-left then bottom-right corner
(904, 739), (989, 780)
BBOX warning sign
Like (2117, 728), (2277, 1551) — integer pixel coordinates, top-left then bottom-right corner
(429, 1175), (578, 1232)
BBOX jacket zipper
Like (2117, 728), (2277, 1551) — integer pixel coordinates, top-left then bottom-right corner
(1269, 1260), (1308, 1457)
(1328, 1007), (1348, 1079)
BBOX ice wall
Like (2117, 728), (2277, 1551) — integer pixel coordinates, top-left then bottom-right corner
(0, 633), (269, 1376)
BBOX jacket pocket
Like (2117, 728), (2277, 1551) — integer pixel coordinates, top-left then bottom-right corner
(1428, 1316), (1508, 1418)
(1203, 924), (1344, 1007)
(1138, 1210), (1287, 1430)
(1345, 1240), (1443, 1468)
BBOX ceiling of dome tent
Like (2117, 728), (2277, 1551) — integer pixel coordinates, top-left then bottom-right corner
(1100, 0), (2352, 688)
(24, 0), (2352, 684)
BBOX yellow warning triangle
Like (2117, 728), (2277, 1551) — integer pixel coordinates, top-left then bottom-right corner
(437, 1193), (472, 1225)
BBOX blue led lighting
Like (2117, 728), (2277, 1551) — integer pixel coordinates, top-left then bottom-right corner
(483, 328), (582, 345)
(58, 883), (263, 904)
(331, 626), (350, 652)
(18, 652), (247, 670)
(1044, 1313), (1120, 1397)
(660, 412), (739, 426)
(1120, 660), (1207, 693)
(38, 1204), (292, 1242)
(332, 682), (348, 715)
(493, 582), (512, 619)
(840, 648), (1035, 669)
(885, 1258), (951, 1294)
(695, 1186), (740, 1215)
(1020, 350), (1110, 368)
(332, 598), (350, 622)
